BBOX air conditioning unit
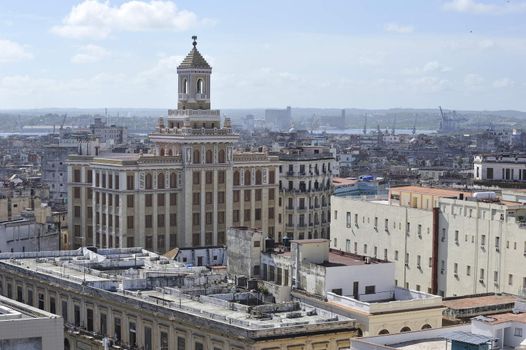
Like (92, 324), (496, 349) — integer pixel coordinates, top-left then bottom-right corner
(417, 264), (421, 269)
(454, 273), (459, 278)
(479, 279), (485, 284)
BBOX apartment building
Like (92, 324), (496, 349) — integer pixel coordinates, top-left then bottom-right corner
(67, 38), (279, 252)
(0, 247), (356, 350)
(331, 186), (526, 297)
(278, 147), (334, 241)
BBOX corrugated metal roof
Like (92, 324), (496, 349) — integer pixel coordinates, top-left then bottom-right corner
(445, 331), (493, 345)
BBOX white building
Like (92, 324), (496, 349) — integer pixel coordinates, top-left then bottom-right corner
(331, 186), (526, 298)
(0, 294), (63, 350)
(474, 154), (526, 182)
(227, 228), (444, 336)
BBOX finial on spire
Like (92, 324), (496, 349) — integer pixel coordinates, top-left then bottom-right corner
(192, 35), (197, 47)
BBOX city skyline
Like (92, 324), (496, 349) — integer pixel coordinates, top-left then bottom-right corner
(1, 0), (526, 110)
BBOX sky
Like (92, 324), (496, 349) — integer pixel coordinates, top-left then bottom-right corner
(0, 0), (525, 110)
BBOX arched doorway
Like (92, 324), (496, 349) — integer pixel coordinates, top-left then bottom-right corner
(421, 324), (432, 330)
(378, 329), (390, 335)
(400, 326), (411, 333)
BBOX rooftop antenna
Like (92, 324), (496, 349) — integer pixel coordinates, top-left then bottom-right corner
(363, 115), (367, 135)
(391, 116), (396, 135)
(412, 117), (417, 135)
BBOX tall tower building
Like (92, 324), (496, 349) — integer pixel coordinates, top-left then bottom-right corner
(67, 37), (279, 252)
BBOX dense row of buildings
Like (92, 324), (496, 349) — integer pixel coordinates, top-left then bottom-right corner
(2, 38), (526, 350)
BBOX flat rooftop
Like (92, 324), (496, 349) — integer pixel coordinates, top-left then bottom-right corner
(333, 177), (359, 186)
(323, 250), (386, 267)
(390, 186), (470, 198)
(475, 312), (526, 325)
(0, 247), (355, 337)
(443, 294), (519, 311)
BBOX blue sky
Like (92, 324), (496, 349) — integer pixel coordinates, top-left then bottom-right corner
(0, 0), (525, 110)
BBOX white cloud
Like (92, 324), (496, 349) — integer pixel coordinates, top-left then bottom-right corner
(464, 73), (485, 90)
(403, 61), (452, 75)
(443, 0), (526, 14)
(384, 22), (414, 34)
(52, 0), (201, 39)
(136, 55), (184, 83)
(405, 76), (450, 92)
(71, 44), (109, 63)
(492, 78), (515, 88)
(0, 39), (32, 63)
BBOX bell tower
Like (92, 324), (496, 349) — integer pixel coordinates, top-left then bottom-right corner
(177, 36), (212, 110)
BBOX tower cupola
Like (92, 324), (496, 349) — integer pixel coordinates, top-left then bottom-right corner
(177, 36), (212, 110)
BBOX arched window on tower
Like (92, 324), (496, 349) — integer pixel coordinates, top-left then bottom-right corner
(244, 170), (251, 185)
(183, 79), (188, 94)
(170, 172), (177, 188)
(158, 173), (165, 189)
(145, 174), (153, 189)
(160, 148), (165, 156)
(255, 170), (262, 185)
(206, 150), (213, 164)
(234, 171), (240, 186)
(193, 149), (200, 164)
(197, 79), (204, 94)
(218, 149), (226, 163)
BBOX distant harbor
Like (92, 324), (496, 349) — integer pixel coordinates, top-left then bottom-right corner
(313, 128), (437, 135)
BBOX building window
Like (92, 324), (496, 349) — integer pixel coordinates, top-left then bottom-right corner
(114, 317), (121, 341)
(160, 331), (169, 350)
(177, 337), (186, 350)
(218, 149), (226, 163)
(234, 171), (240, 185)
(515, 328), (523, 337)
(193, 172), (200, 185)
(193, 192), (200, 206)
(129, 321), (137, 347)
(158, 173), (165, 189)
(144, 326), (152, 350)
(193, 149), (200, 164)
(244, 170), (251, 185)
(365, 285), (376, 294)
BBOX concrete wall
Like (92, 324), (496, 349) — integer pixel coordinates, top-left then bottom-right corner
(226, 227), (262, 278)
(325, 262), (395, 300)
(0, 296), (63, 350)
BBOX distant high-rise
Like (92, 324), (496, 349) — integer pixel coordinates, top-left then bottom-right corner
(265, 106), (291, 131)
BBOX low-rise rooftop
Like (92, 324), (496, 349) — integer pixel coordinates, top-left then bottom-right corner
(0, 247), (356, 339)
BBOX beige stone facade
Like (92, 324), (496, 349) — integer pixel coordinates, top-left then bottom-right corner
(67, 41), (279, 252)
